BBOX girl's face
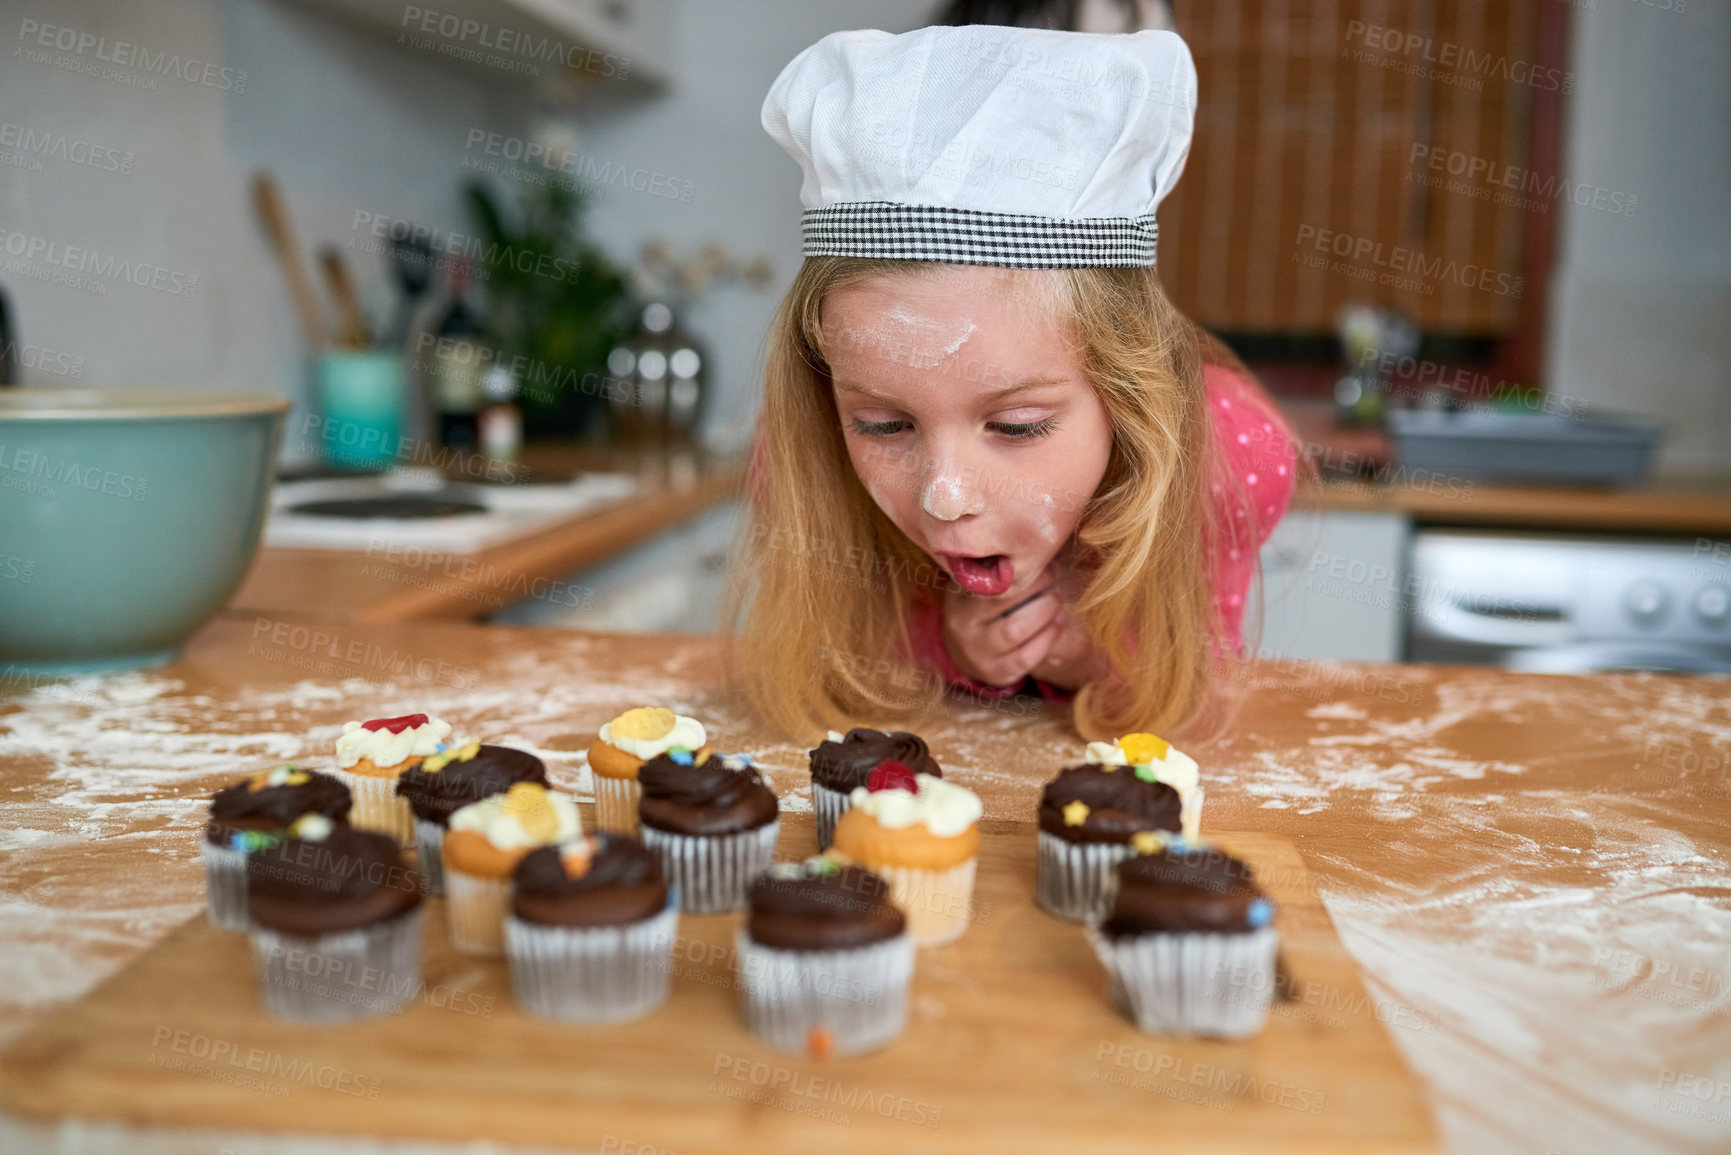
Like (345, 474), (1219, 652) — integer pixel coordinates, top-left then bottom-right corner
(823, 265), (1112, 602)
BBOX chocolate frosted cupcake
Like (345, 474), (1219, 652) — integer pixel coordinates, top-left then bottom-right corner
(245, 818), (424, 1022)
(1086, 840), (1278, 1039)
(203, 765), (352, 932)
(737, 855), (914, 1056)
(396, 740), (547, 896)
(505, 834), (679, 1022)
(1035, 764), (1181, 922)
(807, 728), (941, 850)
(1084, 732), (1204, 840)
(637, 750), (779, 914)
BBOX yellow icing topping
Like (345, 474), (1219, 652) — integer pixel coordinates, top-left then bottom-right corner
(1119, 733), (1170, 764)
(501, 782), (560, 842)
(1062, 799), (1091, 827)
(610, 706), (677, 742)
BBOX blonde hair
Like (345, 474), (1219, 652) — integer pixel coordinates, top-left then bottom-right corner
(724, 256), (1267, 743)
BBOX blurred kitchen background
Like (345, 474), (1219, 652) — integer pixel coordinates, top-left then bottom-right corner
(3, 0), (1728, 674)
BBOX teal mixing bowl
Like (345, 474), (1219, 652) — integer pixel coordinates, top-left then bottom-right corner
(0, 389), (288, 675)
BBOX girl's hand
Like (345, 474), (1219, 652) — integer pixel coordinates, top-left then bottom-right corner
(942, 561), (1104, 690)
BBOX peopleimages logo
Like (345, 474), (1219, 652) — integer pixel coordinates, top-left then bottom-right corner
(16, 19), (248, 92)
(0, 226), (198, 297)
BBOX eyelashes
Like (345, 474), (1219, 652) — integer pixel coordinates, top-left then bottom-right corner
(847, 417), (1059, 441)
(988, 417), (1058, 440)
(849, 419), (910, 437)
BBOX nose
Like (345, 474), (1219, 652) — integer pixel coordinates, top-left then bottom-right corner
(920, 458), (985, 522)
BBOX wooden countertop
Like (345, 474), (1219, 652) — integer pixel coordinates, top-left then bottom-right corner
(1280, 400), (1731, 535)
(1294, 474), (1731, 536)
(230, 445), (746, 623)
(2, 618), (1728, 1152)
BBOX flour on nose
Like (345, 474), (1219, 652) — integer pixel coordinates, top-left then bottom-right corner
(922, 473), (978, 521)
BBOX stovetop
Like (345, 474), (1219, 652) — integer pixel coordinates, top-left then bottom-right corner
(262, 469), (638, 553)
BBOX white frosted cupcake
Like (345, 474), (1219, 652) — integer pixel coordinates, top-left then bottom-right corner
(442, 783), (583, 957)
(331, 712), (452, 845)
(585, 706), (712, 835)
(829, 762), (983, 947)
(1085, 732), (1204, 841)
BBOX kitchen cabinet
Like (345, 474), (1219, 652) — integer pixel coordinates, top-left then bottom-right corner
(282, 0), (672, 89)
(1251, 509), (1411, 662)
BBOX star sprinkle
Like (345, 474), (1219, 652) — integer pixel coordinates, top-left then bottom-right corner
(1130, 830), (1167, 855)
(1062, 800), (1091, 826)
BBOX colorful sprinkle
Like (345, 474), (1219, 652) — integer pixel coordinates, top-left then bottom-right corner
(421, 739), (480, 773)
(807, 1026), (836, 1060)
(867, 760), (918, 793)
(228, 828), (285, 853)
(1062, 800), (1091, 827)
(668, 747), (694, 766)
(1247, 898), (1274, 928)
(288, 813), (335, 842)
(560, 836), (597, 879)
(809, 853), (843, 876)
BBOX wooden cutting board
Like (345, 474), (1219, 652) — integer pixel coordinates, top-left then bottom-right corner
(0, 819), (1437, 1153)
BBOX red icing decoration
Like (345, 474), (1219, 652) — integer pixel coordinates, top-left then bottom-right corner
(867, 760), (918, 793)
(362, 713), (429, 734)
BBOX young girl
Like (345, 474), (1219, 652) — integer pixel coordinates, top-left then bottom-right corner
(729, 25), (1298, 742)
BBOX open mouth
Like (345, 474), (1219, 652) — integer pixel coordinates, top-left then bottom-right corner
(941, 553), (1015, 597)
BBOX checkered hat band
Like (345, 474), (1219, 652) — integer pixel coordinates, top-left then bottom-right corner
(800, 202), (1158, 268)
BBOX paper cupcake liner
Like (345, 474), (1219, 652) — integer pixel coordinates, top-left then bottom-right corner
(1035, 832), (1137, 923)
(812, 783), (849, 851)
(413, 816), (447, 897)
(505, 889), (681, 1022)
(862, 858), (978, 948)
(333, 769), (414, 846)
(592, 774), (641, 835)
(444, 867), (513, 957)
(1085, 925), (1279, 1039)
(640, 820), (780, 914)
(735, 928), (914, 1055)
(248, 906), (424, 1023)
(201, 841), (251, 933)
(1180, 785), (1205, 842)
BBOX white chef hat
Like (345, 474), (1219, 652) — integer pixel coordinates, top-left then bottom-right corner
(761, 25), (1197, 269)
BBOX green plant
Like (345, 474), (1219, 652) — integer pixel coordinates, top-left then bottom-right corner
(464, 179), (629, 434)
